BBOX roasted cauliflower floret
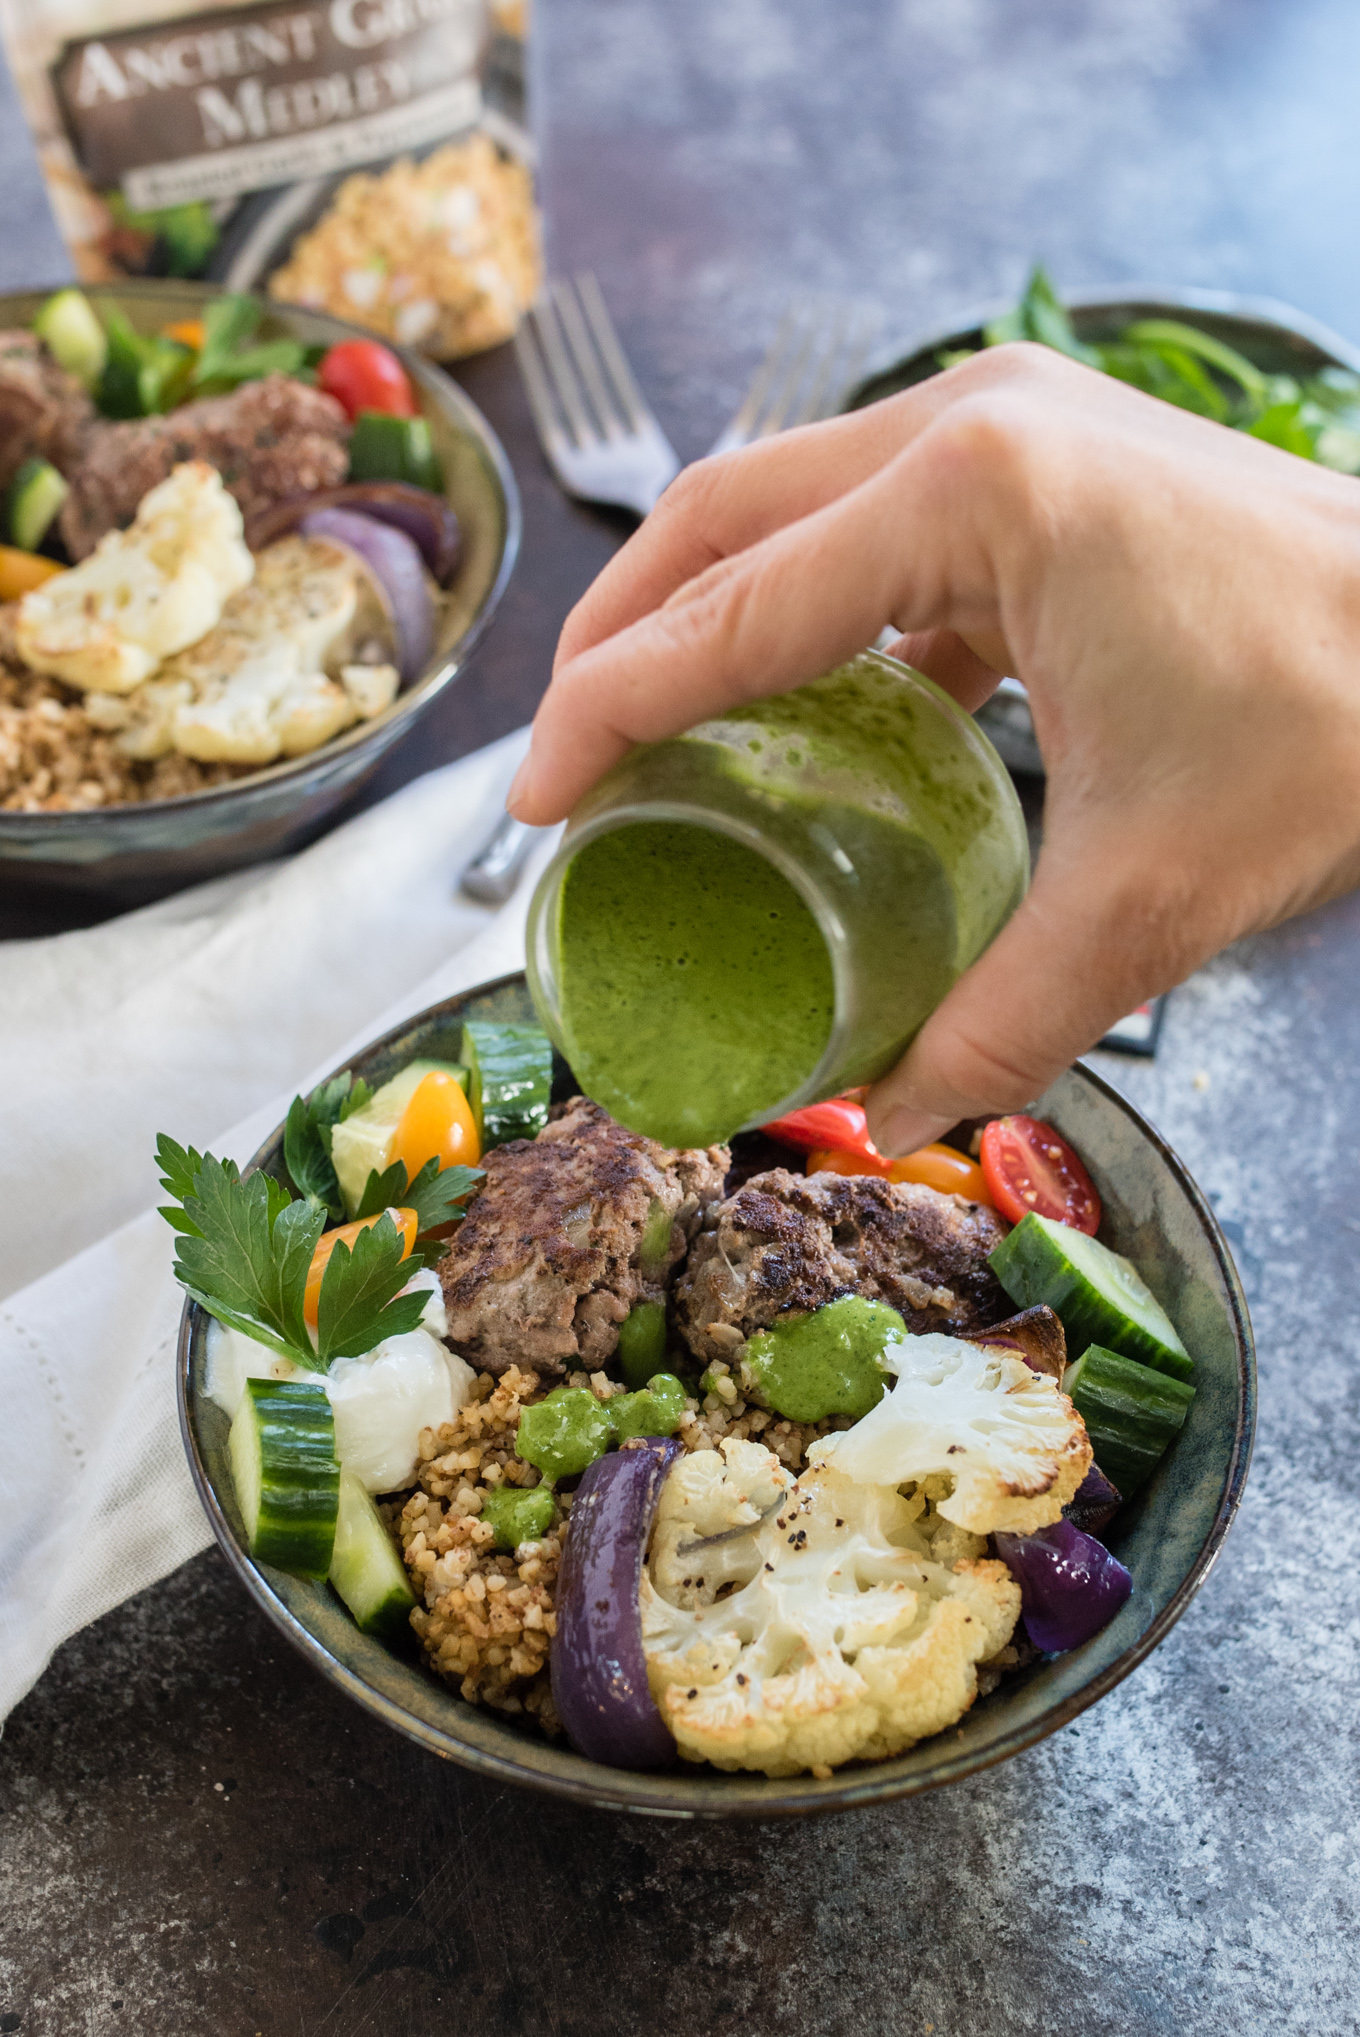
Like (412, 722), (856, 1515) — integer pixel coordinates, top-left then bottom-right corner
(113, 534), (397, 765)
(812, 1330), (1092, 1535)
(15, 462), (253, 693)
(649, 1439), (792, 1610)
(641, 1456), (1021, 1777)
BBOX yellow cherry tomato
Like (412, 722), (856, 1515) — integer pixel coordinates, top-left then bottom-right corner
(807, 1142), (993, 1204)
(0, 546), (65, 600)
(305, 1206), (417, 1329)
(162, 318), (206, 349)
(387, 1070), (480, 1181)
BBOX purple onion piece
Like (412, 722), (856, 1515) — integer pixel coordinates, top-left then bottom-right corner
(994, 1516), (1133, 1654)
(551, 1436), (682, 1770)
(1063, 1463), (1123, 1542)
(246, 482), (461, 583)
(299, 507), (435, 682)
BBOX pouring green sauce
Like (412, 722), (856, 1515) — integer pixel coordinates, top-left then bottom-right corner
(528, 653), (1028, 1150)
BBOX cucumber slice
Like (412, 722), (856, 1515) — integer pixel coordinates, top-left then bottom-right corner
(7, 459), (69, 552)
(348, 411), (444, 492)
(33, 288), (107, 390)
(617, 1299), (668, 1389)
(1065, 1344), (1195, 1497)
(228, 1378), (339, 1576)
(330, 1057), (468, 1214)
(462, 1020), (553, 1149)
(329, 1468), (418, 1643)
(989, 1212), (1192, 1379)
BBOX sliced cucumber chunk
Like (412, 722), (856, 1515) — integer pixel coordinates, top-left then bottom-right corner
(228, 1378), (339, 1576)
(7, 458), (69, 552)
(617, 1299), (668, 1389)
(330, 1057), (468, 1214)
(989, 1212), (1192, 1379)
(329, 1468), (417, 1643)
(348, 410), (443, 492)
(1065, 1344), (1195, 1496)
(462, 1019), (553, 1149)
(33, 287), (107, 390)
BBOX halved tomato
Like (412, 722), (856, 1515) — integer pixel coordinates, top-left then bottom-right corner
(979, 1116), (1101, 1234)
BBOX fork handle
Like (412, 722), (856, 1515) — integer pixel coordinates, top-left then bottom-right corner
(460, 813), (540, 905)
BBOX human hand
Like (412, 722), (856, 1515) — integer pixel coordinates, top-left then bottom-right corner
(508, 344), (1360, 1153)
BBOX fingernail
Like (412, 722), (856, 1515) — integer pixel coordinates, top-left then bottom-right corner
(868, 1105), (924, 1158)
(506, 757), (532, 817)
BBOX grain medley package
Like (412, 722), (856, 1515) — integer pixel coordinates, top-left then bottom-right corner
(0, 0), (538, 357)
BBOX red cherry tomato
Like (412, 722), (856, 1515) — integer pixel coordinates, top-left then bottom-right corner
(979, 1116), (1102, 1234)
(318, 340), (416, 420)
(763, 1097), (877, 1160)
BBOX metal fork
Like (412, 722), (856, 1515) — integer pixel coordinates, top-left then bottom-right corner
(707, 298), (881, 456)
(463, 293), (879, 902)
(514, 274), (682, 517)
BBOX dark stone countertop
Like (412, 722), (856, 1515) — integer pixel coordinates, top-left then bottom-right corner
(3, 3), (1359, 2031)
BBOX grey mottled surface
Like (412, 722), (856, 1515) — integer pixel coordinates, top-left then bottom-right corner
(3, 0), (1360, 2030)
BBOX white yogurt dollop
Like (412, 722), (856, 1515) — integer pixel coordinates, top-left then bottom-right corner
(204, 1270), (472, 1494)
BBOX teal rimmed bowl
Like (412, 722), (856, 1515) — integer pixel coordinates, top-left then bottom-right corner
(177, 971), (1255, 1819)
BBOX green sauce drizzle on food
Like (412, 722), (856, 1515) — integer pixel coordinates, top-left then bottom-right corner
(744, 1296), (907, 1422)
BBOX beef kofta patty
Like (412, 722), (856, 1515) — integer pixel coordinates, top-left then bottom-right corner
(676, 1166), (1011, 1365)
(439, 1097), (729, 1377)
(0, 330), (94, 495)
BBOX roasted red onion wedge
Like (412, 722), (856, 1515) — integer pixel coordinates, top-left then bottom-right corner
(552, 1436), (681, 1770)
(1063, 1463), (1123, 1541)
(994, 1517), (1133, 1653)
(960, 1304), (1067, 1380)
(300, 507), (434, 682)
(246, 483), (462, 584)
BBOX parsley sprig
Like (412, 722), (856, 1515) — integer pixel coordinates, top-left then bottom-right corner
(283, 1071), (373, 1220)
(157, 1113), (479, 1368)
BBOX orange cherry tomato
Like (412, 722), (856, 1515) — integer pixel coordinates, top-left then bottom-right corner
(388, 1070), (480, 1183)
(162, 318), (205, 349)
(808, 1143), (994, 1204)
(0, 546), (65, 599)
(305, 1206), (417, 1330)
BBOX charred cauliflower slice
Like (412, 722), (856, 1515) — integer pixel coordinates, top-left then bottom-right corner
(812, 1330), (1092, 1535)
(641, 1450), (1020, 1777)
(15, 462), (253, 693)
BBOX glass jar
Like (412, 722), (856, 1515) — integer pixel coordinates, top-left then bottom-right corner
(526, 650), (1029, 1149)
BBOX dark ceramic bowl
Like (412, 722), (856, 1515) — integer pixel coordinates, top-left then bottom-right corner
(177, 971), (1255, 1819)
(845, 285), (1360, 779)
(0, 282), (519, 903)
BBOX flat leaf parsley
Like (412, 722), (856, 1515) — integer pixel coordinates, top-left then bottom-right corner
(157, 1105), (481, 1368)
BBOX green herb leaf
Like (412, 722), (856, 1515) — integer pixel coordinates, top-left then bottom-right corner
(1246, 401), (1318, 459)
(985, 266), (1101, 367)
(354, 1154), (483, 1232)
(192, 297), (305, 391)
(283, 1071), (373, 1217)
(167, 1153), (327, 1369)
(1119, 320), (1267, 406)
(314, 1213), (429, 1361)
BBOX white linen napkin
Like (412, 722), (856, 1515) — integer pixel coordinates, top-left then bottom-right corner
(0, 729), (562, 1724)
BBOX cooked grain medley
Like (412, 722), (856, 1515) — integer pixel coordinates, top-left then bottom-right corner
(0, 636), (249, 811)
(268, 135), (540, 360)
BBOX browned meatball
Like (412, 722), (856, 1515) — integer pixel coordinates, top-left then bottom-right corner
(59, 374), (350, 558)
(438, 1098), (729, 1377)
(675, 1166), (1012, 1366)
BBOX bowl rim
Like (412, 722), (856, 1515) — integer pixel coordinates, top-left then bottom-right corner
(176, 970), (1256, 1818)
(848, 280), (1360, 406)
(0, 279), (521, 827)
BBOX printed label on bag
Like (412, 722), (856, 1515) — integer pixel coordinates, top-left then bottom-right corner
(51, 0), (484, 208)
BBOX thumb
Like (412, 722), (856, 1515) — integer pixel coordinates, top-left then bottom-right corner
(863, 832), (1184, 1155)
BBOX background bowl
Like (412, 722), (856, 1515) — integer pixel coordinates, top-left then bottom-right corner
(0, 281), (519, 903)
(178, 972), (1256, 1820)
(846, 285), (1360, 778)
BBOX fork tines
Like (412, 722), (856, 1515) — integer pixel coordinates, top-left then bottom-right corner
(709, 299), (882, 457)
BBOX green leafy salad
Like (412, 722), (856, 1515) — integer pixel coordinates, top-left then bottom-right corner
(946, 264), (1360, 472)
